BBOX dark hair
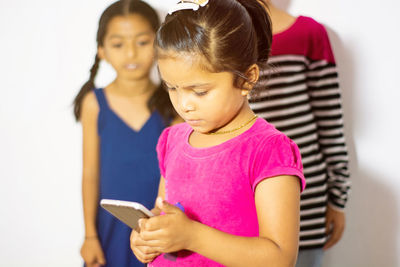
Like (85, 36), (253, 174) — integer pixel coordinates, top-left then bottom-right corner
(74, 0), (174, 122)
(155, 0), (272, 90)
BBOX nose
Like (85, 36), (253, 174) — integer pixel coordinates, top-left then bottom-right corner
(179, 93), (195, 113)
(126, 42), (136, 58)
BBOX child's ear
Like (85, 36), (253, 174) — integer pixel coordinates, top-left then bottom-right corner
(241, 64), (260, 96)
(245, 64), (260, 86)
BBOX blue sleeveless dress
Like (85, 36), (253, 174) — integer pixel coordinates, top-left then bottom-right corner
(93, 89), (165, 267)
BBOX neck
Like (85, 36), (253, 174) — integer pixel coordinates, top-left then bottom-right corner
(110, 77), (155, 97)
(189, 101), (256, 148)
(266, 2), (280, 17)
(263, 1), (296, 34)
(208, 101), (255, 135)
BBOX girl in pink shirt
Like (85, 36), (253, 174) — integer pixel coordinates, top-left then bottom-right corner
(130, 0), (306, 266)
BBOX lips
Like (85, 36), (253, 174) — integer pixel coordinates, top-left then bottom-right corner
(125, 63), (139, 70)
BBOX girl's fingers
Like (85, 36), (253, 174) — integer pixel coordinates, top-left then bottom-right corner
(131, 231), (162, 263)
(139, 229), (165, 243)
(132, 246), (161, 263)
(324, 223), (344, 250)
(137, 244), (162, 254)
(134, 236), (164, 248)
(141, 216), (163, 231)
(138, 218), (147, 231)
(131, 233), (151, 246)
(324, 230), (340, 249)
(323, 206), (345, 250)
(151, 207), (161, 216)
(97, 251), (106, 265)
(131, 229), (163, 251)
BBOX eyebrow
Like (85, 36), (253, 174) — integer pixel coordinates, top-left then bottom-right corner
(162, 80), (212, 89)
(108, 32), (153, 39)
(183, 83), (212, 89)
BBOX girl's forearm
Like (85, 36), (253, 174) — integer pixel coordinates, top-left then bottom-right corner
(82, 174), (99, 237)
(187, 221), (297, 267)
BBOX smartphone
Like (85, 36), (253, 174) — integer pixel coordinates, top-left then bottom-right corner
(100, 199), (154, 229)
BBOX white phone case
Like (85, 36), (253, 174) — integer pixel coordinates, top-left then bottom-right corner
(100, 199), (154, 229)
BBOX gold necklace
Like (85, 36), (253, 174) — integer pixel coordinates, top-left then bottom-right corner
(205, 115), (258, 135)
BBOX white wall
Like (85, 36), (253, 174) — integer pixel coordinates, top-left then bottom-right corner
(0, 0), (398, 266)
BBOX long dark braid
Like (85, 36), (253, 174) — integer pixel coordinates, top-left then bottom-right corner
(73, 0), (175, 123)
(73, 55), (100, 120)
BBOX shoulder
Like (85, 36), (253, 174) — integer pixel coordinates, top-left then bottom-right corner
(296, 16), (327, 34)
(156, 122), (190, 170)
(81, 90), (99, 122)
(295, 15), (330, 45)
(249, 120), (305, 191)
(246, 118), (283, 143)
(297, 16), (335, 63)
(271, 15), (331, 61)
(249, 119), (301, 164)
(82, 90), (99, 113)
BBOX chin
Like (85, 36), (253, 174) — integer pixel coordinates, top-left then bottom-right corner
(189, 125), (209, 134)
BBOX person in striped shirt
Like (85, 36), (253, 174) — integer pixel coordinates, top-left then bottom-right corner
(253, 1), (351, 267)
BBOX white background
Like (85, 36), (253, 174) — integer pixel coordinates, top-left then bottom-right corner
(0, 0), (399, 266)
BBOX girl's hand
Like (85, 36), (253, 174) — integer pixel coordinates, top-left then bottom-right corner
(80, 238), (106, 267)
(130, 225), (161, 263)
(323, 205), (345, 250)
(150, 206), (161, 216)
(139, 197), (193, 253)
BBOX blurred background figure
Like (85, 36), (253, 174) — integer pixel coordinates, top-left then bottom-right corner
(251, 1), (351, 267)
(73, 0), (175, 266)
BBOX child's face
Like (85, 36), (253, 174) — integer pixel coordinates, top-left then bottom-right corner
(98, 14), (155, 81)
(158, 54), (247, 134)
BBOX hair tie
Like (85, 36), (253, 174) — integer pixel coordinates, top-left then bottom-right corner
(168, 0), (209, 15)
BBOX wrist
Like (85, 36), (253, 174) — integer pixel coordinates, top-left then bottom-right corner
(85, 224), (98, 235)
(84, 235), (98, 240)
(185, 220), (203, 252)
(328, 202), (345, 213)
(84, 228), (98, 240)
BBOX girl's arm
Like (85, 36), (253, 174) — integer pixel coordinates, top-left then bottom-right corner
(137, 175), (300, 267)
(80, 92), (105, 266)
(189, 175), (300, 266)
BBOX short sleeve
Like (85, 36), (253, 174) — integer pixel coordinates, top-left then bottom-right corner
(156, 127), (171, 178)
(252, 134), (306, 192)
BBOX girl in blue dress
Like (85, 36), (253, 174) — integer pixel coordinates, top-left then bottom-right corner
(73, 1), (176, 266)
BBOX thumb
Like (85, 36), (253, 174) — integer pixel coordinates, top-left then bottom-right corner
(97, 251), (106, 266)
(156, 197), (180, 215)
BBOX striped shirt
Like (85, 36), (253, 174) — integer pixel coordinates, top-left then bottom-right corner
(250, 16), (351, 249)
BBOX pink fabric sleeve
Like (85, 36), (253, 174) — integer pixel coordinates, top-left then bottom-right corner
(252, 134), (306, 192)
(156, 127), (171, 178)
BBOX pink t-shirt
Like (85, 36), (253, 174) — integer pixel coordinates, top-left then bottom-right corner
(150, 118), (305, 266)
